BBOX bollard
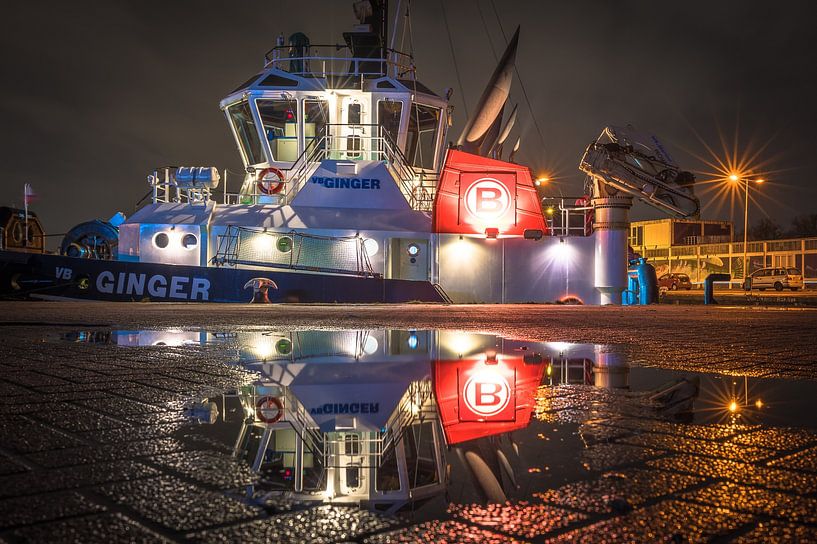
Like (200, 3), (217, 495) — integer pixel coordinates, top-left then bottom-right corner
(704, 273), (730, 305)
(243, 278), (278, 303)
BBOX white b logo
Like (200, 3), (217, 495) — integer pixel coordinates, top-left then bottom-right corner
(464, 178), (511, 220)
(462, 370), (510, 417)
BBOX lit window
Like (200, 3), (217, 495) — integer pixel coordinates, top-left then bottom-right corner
(257, 99), (300, 162)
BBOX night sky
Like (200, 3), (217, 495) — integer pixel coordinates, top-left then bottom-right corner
(2, 1), (815, 238)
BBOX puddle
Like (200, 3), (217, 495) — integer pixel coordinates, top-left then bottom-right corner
(55, 327), (817, 522)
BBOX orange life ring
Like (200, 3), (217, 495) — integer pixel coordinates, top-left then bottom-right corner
(256, 167), (286, 195)
(255, 396), (284, 423)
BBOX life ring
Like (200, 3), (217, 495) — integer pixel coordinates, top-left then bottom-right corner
(256, 167), (286, 195)
(255, 396), (284, 423)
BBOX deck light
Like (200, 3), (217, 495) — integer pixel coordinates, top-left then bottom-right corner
(551, 237), (571, 262)
(407, 331), (419, 350)
(253, 340), (274, 361)
(728, 400), (739, 413)
(729, 174), (739, 182)
(363, 238), (379, 256)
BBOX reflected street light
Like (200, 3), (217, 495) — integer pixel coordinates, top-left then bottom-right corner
(730, 174), (766, 286)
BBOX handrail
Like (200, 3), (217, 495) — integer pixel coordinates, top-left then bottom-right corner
(281, 387), (324, 459)
(432, 283), (453, 304)
(284, 136), (326, 201)
(379, 381), (435, 466)
(230, 124), (438, 211)
(262, 45), (415, 79)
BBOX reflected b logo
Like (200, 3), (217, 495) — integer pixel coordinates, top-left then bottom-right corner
(464, 178), (511, 220)
(462, 371), (511, 417)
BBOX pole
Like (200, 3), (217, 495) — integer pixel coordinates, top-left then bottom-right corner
(23, 183), (29, 245)
(743, 179), (749, 284)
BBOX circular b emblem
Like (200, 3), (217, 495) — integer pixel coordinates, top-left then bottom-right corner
(462, 370), (511, 417)
(464, 178), (511, 220)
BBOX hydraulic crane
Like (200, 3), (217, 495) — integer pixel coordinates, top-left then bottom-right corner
(580, 125), (700, 218)
(578, 125), (701, 304)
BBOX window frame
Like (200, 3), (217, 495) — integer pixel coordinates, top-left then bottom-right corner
(406, 102), (443, 171)
(225, 99), (270, 166)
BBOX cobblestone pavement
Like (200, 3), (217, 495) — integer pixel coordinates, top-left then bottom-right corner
(0, 304), (816, 542)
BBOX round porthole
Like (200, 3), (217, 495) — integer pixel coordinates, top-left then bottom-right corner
(153, 232), (169, 249)
(181, 233), (198, 249)
(276, 236), (293, 253)
(276, 338), (292, 355)
(407, 243), (420, 256)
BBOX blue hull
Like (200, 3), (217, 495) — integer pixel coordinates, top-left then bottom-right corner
(0, 251), (445, 303)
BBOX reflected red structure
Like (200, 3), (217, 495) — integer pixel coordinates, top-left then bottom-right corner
(433, 354), (546, 445)
(433, 150), (548, 237)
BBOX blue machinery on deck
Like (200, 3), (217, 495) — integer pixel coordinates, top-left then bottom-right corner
(623, 258), (658, 305)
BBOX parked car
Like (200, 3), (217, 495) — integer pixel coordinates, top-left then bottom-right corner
(658, 273), (693, 291)
(744, 267), (804, 291)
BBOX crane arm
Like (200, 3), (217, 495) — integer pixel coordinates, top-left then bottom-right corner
(579, 125), (700, 219)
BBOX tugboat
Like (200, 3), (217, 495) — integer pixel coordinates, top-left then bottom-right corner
(2, 1), (702, 305)
(0, 1), (454, 303)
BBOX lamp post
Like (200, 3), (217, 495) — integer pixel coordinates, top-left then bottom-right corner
(730, 174), (765, 286)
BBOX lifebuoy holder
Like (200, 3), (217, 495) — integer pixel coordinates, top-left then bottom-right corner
(256, 396), (284, 423)
(256, 167), (286, 195)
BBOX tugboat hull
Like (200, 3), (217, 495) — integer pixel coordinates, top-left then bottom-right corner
(0, 251), (445, 303)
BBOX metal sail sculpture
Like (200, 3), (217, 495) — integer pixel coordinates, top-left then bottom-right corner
(456, 27), (520, 157)
(508, 137), (521, 163)
(490, 103), (518, 159)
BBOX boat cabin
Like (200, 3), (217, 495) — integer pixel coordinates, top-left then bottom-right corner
(219, 40), (449, 209)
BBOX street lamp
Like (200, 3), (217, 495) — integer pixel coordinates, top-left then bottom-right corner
(730, 174), (765, 286)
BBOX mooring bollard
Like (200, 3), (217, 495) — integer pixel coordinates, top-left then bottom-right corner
(243, 278), (278, 303)
(704, 273), (731, 305)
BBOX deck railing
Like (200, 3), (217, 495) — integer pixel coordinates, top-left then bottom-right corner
(263, 45), (415, 79)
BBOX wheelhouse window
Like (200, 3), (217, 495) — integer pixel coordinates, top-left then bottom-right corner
(406, 103), (441, 170)
(228, 101), (265, 165)
(378, 100), (403, 145)
(304, 99), (329, 153)
(257, 98), (299, 161)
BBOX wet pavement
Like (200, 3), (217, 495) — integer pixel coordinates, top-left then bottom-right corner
(1, 304), (817, 542)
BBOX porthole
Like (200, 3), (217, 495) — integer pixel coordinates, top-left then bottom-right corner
(276, 338), (292, 355)
(181, 233), (198, 249)
(153, 232), (169, 249)
(276, 236), (293, 253)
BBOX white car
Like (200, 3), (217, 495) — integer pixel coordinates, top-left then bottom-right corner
(744, 267), (804, 291)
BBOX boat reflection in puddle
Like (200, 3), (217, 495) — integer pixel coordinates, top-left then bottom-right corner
(79, 329), (699, 511)
(59, 327), (804, 513)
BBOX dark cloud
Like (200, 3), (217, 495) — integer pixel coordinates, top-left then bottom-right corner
(1, 0), (814, 237)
